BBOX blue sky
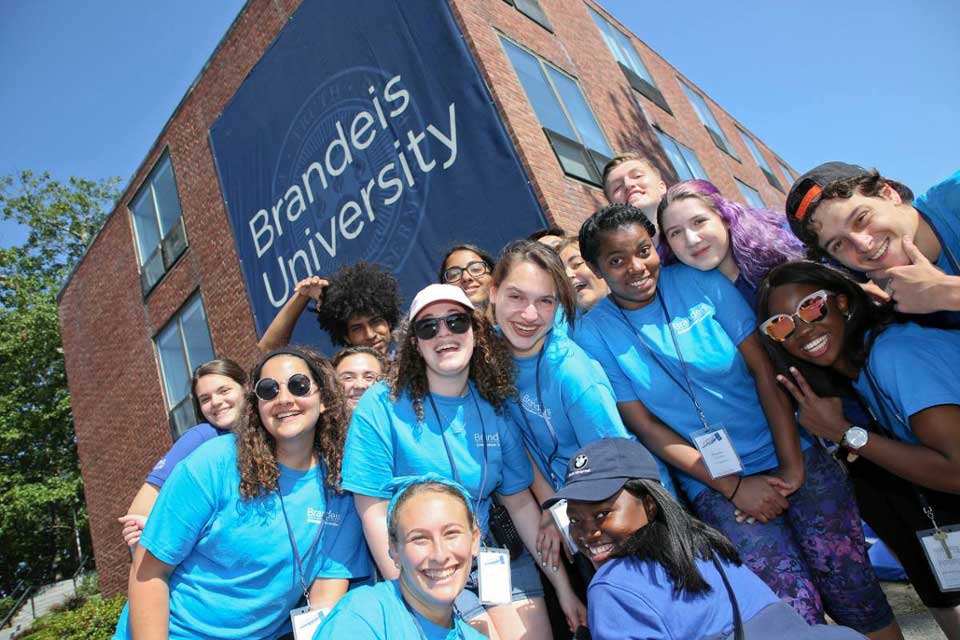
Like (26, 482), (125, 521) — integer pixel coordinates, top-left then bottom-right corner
(2, 0), (957, 248)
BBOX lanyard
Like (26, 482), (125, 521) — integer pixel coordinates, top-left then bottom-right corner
(614, 293), (712, 431)
(426, 387), (488, 517)
(516, 345), (562, 489)
(277, 464), (329, 605)
(400, 588), (465, 640)
(919, 209), (960, 274)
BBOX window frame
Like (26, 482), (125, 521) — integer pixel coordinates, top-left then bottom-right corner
(677, 78), (740, 161)
(735, 178), (766, 209)
(736, 127), (783, 191)
(777, 159), (796, 187)
(502, 0), (553, 32)
(654, 128), (708, 181)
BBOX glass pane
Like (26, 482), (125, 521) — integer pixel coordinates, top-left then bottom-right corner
(778, 161), (795, 185)
(655, 131), (691, 181)
(738, 130), (772, 171)
(152, 157), (183, 236)
(588, 9), (653, 84)
(545, 66), (613, 156)
(156, 321), (190, 409)
(736, 179), (765, 209)
(550, 135), (595, 183)
(678, 143), (708, 180)
(513, 0), (552, 30)
(130, 187), (160, 268)
(170, 398), (199, 440)
(180, 296), (215, 372)
(680, 81), (730, 144)
(501, 39), (575, 139)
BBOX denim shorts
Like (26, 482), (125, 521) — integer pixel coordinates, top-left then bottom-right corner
(454, 544), (545, 621)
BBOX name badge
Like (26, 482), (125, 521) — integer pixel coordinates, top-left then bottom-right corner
(290, 605), (329, 640)
(917, 526), (960, 592)
(478, 547), (513, 605)
(548, 500), (578, 555)
(691, 425), (743, 479)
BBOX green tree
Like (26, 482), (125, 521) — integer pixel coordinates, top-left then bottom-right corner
(0, 171), (120, 595)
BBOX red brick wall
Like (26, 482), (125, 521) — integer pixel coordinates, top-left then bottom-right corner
(58, 0), (790, 596)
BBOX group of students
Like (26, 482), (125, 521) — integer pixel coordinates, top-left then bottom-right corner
(113, 157), (960, 640)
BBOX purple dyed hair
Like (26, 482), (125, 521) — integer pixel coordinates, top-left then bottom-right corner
(656, 180), (805, 287)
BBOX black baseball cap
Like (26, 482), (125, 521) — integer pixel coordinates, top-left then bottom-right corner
(785, 161), (870, 226)
(542, 438), (661, 508)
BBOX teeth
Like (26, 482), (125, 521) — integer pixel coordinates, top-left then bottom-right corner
(869, 238), (889, 261)
(586, 543), (614, 556)
(802, 335), (827, 352)
(436, 344), (457, 352)
(423, 567), (457, 580)
(627, 278), (648, 287)
(276, 411), (300, 420)
(574, 281), (587, 291)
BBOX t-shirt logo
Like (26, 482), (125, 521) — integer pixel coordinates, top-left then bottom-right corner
(574, 454), (588, 469)
(307, 508), (342, 526)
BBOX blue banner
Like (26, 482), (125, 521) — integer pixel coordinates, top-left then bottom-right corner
(209, 0), (546, 351)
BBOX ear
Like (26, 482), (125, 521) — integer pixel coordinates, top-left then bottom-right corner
(470, 525), (481, 558)
(317, 402), (326, 414)
(488, 283), (499, 301)
(879, 182), (903, 205)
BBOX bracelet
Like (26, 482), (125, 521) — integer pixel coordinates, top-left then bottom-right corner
(727, 476), (743, 502)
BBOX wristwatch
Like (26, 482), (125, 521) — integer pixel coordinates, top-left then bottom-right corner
(841, 425), (869, 450)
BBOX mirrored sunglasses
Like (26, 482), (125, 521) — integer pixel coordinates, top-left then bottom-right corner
(760, 289), (832, 342)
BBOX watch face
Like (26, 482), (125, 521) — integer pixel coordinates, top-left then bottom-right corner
(845, 426), (869, 449)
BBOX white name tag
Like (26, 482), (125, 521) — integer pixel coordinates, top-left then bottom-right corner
(548, 500), (578, 555)
(478, 547), (513, 605)
(917, 526), (960, 592)
(290, 605), (329, 640)
(692, 425), (743, 479)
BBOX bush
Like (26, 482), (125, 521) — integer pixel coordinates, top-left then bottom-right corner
(13, 594), (125, 640)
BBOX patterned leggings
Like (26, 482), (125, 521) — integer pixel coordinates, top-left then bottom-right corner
(692, 445), (894, 633)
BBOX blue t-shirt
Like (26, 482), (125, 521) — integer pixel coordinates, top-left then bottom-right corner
(145, 422), (226, 487)
(342, 381), (533, 535)
(588, 555), (779, 640)
(114, 435), (370, 640)
(574, 265), (808, 499)
(916, 169), (960, 276)
(854, 323), (960, 445)
(315, 580), (486, 640)
(734, 273), (758, 310)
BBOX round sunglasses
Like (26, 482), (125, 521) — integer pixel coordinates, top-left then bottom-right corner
(443, 260), (490, 284)
(760, 289), (832, 342)
(413, 311), (471, 340)
(254, 373), (314, 401)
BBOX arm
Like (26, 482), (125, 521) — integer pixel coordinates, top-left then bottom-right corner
(307, 578), (350, 611)
(354, 494), (398, 580)
(524, 453), (568, 569)
(498, 489), (587, 632)
(119, 483), (160, 547)
(257, 277), (328, 351)
(128, 545), (174, 640)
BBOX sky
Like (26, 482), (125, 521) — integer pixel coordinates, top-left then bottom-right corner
(1, 0), (958, 248)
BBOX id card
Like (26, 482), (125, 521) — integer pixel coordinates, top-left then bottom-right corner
(290, 605), (329, 640)
(917, 526), (960, 592)
(548, 500), (578, 555)
(478, 547), (513, 605)
(691, 425), (743, 479)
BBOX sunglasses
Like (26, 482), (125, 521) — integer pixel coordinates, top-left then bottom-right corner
(760, 289), (832, 342)
(413, 312), (471, 340)
(254, 373), (314, 401)
(443, 260), (490, 284)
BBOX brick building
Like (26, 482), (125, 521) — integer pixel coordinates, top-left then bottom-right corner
(58, 0), (797, 596)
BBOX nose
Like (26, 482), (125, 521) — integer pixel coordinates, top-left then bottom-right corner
(273, 382), (294, 405)
(460, 270), (476, 285)
(361, 323), (377, 343)
(520, 302), (539, 321)
(684, 227), (701, 247)
(565, 265), (576, 280)
(355, 378), (372, 392)
(627, 255), (648, 274)
(850, 231), (874, 253)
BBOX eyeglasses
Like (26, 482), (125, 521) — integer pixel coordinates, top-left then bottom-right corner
(254, 373), (313, 401)
(443, 260), (490, 284)
(413, 312), (471, 340)
(760, 290), (832, 342)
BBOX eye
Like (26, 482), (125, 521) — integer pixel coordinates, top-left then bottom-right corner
(639, 247), (650, 257)
(830, 238), (844, 253)
(608, 257), (623, 267)
(595, 510), (610, 521)
(693, 216), (708, 226)
(668, 228), (681, 239)
(197, 395), (211, 404)
(540, 296), (556, 306)
(567, 516), (579, 525)
(509, 292), (521, 300)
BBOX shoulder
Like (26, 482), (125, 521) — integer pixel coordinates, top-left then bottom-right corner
(871, 322), (955, 360)
(182, 433), (237, 470)
(916, 170), (960, 209)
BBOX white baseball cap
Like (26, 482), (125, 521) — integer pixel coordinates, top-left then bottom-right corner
(408, 283), (475, 320)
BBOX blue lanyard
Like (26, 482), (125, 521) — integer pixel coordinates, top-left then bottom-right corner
(277, 463), (328, 604)
(426, 387), (488, 517)
(516, 345), (561, 489)
(400, 587), (466, 639)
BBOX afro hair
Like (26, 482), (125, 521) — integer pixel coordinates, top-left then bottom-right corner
(316, 262), (402, 346)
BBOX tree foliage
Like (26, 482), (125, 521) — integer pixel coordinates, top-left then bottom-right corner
(0, 171), (120, 595)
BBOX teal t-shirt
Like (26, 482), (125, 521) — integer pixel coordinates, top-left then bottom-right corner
(916, 168), (960, 276)
(114, 435), (370, 640)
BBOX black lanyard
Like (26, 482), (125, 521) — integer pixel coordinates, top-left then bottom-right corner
(400, 587), (466, 639)
(516, 345), (562, 489)
(277, 464), (328, 604)
(614, 293), (712, 431)
(919, 209), (960, 274)
(426, 387), (488, 517)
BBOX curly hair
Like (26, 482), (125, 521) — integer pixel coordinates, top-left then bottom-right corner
(578, 203), (656, 268)
(389, 308), (516, 421)
(316, 262), (402, 346)
(656, 180), (806, 287)
(235, 347), (351, 499)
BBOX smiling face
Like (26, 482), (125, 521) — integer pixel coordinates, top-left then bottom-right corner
(592, 223), (661, 311)
(194, 373), (245, 430)
(490, 260), (557, 357)
(566, 488), (655, 567)
(335, 353), (382, 411)
(443, 249), (492, 306)
(765, 282), (849, 369)
(559, 243), (608, 311)
(604, 159), (667, 214)
(661, 197), (734, 276)
(809, 184), (919, 273)
(257, 355), (322, 447)
(346, 313), (391, 355)
(391, 490), (480, 617)
(415, 302), (474, 381)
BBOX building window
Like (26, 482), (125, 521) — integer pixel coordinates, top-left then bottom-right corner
(777, 160), (795, 187)
(501, 37), (614, 186)
(737, 128), (782, 191)
(736, 179), (765, 209)
(678, 79), (739, 160)
(502, 0), (552, 31)
(129, 151), (188, 295)
(655, 130), (708, 181)
(588, 7), (671, 114)
(155, 294), (215, 439)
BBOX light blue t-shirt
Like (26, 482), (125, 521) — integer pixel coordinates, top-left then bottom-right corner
(145, 422), (226, 487)
(916, 169), (960, 276)
(854, 323), (960, 445)
(574, 265), (808, 500)
(588, 555), (779, 640)
(342, 381), (533, 535)
(114, 435), (370, 640)
(315, 580), (486, 640)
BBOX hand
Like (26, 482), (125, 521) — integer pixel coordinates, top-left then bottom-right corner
(868, 235), (956, 314)
(776, 367), (847, 442)
(731, 475), (788, 524)
(859, 280), (891, 304)
(118, 514), (147, 547)
(555, 587), (588, 632)
(294, 276), (329, 305)
(536, 510), (563, 572)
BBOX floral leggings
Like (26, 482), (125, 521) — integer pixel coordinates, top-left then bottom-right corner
(693, 445), (894, 633)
